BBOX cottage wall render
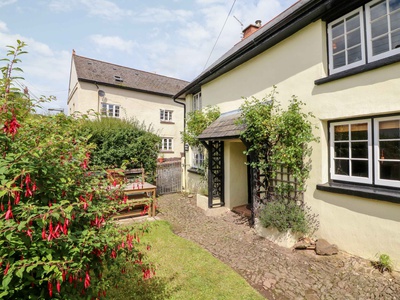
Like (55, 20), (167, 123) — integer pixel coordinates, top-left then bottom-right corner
(186, 19), (400, 267)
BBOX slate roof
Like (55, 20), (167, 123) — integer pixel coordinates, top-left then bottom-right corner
(197, 110), (245, 140)
(173, 0), (335, 98)
(73, 54), (189, 97)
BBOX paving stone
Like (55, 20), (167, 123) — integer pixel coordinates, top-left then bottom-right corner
(155, 193), (400, 299)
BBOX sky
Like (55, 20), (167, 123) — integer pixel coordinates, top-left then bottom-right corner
(0, 0), (296, 113)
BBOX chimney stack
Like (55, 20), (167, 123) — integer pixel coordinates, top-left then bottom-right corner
(242, 20), (262, 40)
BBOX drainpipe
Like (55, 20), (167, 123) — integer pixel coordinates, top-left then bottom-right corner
(173, 96), (187, 191)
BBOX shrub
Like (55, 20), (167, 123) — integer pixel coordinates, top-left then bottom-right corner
(259, 200), (316, 235)
(81, 117), (160, 183)
(0, 41), (152, 299)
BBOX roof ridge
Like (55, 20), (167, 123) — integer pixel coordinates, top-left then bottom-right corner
(74, 54), (189, 83)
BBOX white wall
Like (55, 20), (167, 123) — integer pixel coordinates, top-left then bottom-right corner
(194, 20), (400, 268)
(68, 81), (184, 158)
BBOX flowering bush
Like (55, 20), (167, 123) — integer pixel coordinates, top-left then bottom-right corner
(0, 41), (153, 299)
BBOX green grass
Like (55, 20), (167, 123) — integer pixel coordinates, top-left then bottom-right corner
(107, 220), (265, 300)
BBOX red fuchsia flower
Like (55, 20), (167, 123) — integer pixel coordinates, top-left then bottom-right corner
(48, 281), (53, 297)
(4, 262), (10, 275)
(56, 280), (61, 293)
(42, 227), (46, 240)
(5, 201), (13, 220)
(3, 115), (21, 137)
(111, 249), (117, 259)
(1, 202), (4, 212)
(13, 191), (20, 205)
(84, 271), (90, 289)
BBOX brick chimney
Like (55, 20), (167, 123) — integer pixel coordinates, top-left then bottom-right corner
(242, 20), (262, 39)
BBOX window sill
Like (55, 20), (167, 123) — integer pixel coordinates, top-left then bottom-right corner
(315, 53), (400, 85)
(188, 168), (204, 175)
(160, 121), (175, 124)
(316, 182), (400, 204)
(159, 150), (174, 154)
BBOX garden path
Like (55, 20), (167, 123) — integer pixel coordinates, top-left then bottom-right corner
(156, 193), (400, 300)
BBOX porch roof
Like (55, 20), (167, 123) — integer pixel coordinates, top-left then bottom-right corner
(198, 110), (245, 141)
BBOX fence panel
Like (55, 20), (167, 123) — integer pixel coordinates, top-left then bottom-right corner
(156, 161), (182, 195)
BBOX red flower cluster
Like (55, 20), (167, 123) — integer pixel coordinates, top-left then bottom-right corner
(3, 115), (21, 137)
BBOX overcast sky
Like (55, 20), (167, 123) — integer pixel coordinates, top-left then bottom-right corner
(0, 0), (296, 113)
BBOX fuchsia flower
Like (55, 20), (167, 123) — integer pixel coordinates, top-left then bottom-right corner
(3, 115), (21, 137)
(5, 201), (13, 220)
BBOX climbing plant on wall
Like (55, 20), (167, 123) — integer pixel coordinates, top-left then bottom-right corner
(181, 105), (220, 148)
(237, 88), (319, 235)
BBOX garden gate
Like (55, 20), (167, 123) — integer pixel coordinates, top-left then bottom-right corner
(156, 160), (182, 195)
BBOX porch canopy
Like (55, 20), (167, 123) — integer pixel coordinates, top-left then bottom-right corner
(196, 110), (246, 209)
(197, 110), (244, 141)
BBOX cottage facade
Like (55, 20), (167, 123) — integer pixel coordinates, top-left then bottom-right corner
(68, 53), (189, 159)
(175, 0), (400, 267)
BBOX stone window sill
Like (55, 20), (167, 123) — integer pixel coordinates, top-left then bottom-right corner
(188, 168), (204, 175)
(316, 182), (400, 205)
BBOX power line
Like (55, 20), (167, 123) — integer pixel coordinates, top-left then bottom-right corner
(203, 0), (237, 71)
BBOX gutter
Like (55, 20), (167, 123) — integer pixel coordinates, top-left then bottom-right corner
(173, 96), (187, 191)
(174, 0), (331, 98)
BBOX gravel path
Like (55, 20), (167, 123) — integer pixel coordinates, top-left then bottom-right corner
(155, 193), (400, 300)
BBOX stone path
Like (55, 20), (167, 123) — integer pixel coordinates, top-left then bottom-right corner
(155, 193), (400, 300)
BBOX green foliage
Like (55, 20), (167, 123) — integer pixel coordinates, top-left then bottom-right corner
(259, 200), (317, 235)
(181, 105), (220, 148)
(237, 88), (319, 235)
(0, 41), (152, 299)
(81, 117), (160, 183)
(372, 253), (394, 273)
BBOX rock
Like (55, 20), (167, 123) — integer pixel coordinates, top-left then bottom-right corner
(315, 238), (339, 256)
(187, 194), (194, 198)
(293, 237), (314, 250)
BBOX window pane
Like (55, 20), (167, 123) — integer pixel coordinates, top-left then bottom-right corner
(372, 35), (390, 55)
(334, 142), (349, 157)
(351, 123), (368, 140)
(347, 45), (363, 63)
(351, 160), (369, 177)
(335, 159), (349, 175)
(380, 141), (400, 159)
(352, 142), (368, 158)
(334, 125), (349, 140)
(114, 106), (119, 117)
(371, 17), (389, 38)
(390, 10), (400, 31)
(379, 120), (400, 138)
(347, 28), (361, 48)
(332, 21), (344, 38)
(391, 29), (400, 48)
(370, 1), (387, 21)
(346, 14), (360, 31)
(389, 0), (400, 12)
(380, 161), (400, 180)
(332, 36), (345, 53)
(333, 52), (346, 69)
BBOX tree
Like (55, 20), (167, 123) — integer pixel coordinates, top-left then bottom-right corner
(0, 41), (152, 299)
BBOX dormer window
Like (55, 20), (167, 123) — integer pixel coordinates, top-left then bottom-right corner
(114, 75), (123, 82)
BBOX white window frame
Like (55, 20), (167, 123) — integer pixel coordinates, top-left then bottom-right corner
(366, 0), (400, 62)
(330, 119), (373, 184)
(161, 138), (173, 151)
(191, 147), (205, 169)
(101, 103), (120, 117)
(328, 7), (366, 74)
(374, 115), (400, 188)
(160, 109), (173, 122)
(192, 92), (202, 111)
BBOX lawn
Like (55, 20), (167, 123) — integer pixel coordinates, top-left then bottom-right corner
(107, 220), (265, 300)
